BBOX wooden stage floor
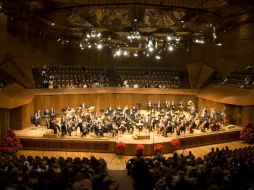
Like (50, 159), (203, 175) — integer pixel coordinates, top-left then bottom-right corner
(15, 124), (241, 155)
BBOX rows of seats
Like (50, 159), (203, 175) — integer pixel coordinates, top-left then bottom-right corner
(32, 65), (190, 89)
(115, 67), (189, 88)
(217, 64), (254, 89)
(33, 66), (111, 89)
(126, 146), (254, 190)
(0, 154), (118, 190)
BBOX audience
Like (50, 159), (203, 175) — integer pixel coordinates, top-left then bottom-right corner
(0, 155), (118, 190)
(127, 146), (254, 190)
(0, 145), (253, 189)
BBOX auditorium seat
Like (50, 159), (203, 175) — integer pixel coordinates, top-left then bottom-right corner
(32, 66), (190, 89)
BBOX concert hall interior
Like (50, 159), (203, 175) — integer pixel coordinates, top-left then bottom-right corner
(0, 1), (254, 190)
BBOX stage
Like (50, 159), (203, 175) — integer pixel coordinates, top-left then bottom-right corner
(15, 125), (241, 155)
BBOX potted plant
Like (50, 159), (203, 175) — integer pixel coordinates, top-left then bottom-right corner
(240, 122), (254, 143)
(0, 128), (22, 154)
(171, 138), (181, 149)
(136, 144), (144, 157)
(154, 144), (165, 156)
(116, 141), (126, 155)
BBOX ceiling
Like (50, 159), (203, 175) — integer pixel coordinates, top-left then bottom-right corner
(1, 0), (254, 55)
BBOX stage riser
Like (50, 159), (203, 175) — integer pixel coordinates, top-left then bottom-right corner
(20, 130), (240, 155)
(20, 139), (115, 153)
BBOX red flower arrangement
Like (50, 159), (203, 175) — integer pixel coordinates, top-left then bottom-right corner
(136, 144), (144, 157)
(0, 128), (22, 153)
(171, 138), (181, 148)
(116, 142), (126, 151)
(136, 144), (144, 152)
(154, 144), (164, 152)
(240, 122), (254, 143)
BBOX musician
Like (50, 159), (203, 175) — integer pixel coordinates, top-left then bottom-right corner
(147, 116), (155, 131)
(119, 121), (126, 134)
(34, 110), (41, 127)
(199, 118), (209, 132)
(179, 111), (185, 120)
(75, 121), (88, 137)
(156, 118), (165, 134)
(67, 119), (76, 136)
(147, 100), (152, 111)
(105, 119), (116, 136)
(49, 107), (55, 117)
(136, 118), (144, 132)
(187, 100), (193, 111)
(190, 106), (196, 116)
(61, 121), (68, 137)
(44, 109), (50, 118)
(179, 101), (184, 111)
(171, 118), (177, 133)
(81, 102), (85, 109)
(200, 107), (207, 118)
(123, 106), (130, 116)
(157, 100), (161, 111)
(125, 115), (134, 134)
(165, 100), (170, 110)
(162, 120), (170, 137)
(49, 118), (58, 134)
(176, 122), (184, 136)
(171, 100), (175, 110)
(188, 119), (197, 133)
(210, 108), (216, 119)
(91, 121), (99, 136)
(108, 106), (113, 114)
(97, 122), (104, 137)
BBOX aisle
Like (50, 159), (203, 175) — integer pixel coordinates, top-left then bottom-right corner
(109, 170), (134, 190)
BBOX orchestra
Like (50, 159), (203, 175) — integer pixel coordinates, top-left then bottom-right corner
(30, 100), (228, 138)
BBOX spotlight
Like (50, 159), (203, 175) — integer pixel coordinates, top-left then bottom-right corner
(114, 49), (122, 57)
(123, 51), (128, 56)
(194, 38), (205, 44)
(155, 55), (161, 60)
(97, 44), (103, 49)
(169, 46), (174, 51)
(133, 52), (138, 57)
(175, 36), (181, 42)
(216, 42), (222, 46)
(167, 36), (172, 41)
(148, 47), (154, 52)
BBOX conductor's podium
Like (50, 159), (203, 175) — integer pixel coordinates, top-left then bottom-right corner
(132, 132), (150, 140)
